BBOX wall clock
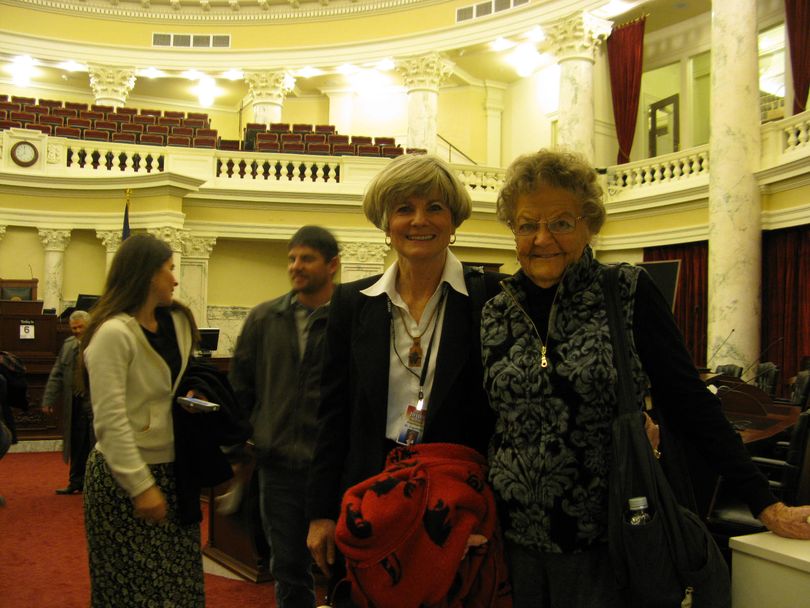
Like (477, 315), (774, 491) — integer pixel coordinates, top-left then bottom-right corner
(10, 141), (39, 167)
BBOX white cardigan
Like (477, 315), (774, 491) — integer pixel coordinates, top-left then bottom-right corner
(84, 310), (192, 497)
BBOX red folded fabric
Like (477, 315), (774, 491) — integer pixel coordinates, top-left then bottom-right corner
(335, 443), (512, 608)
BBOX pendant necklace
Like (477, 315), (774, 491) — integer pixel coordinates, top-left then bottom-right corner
(397, 289), (444, 367)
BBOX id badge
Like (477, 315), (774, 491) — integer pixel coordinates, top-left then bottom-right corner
(396, 404), (425, 445)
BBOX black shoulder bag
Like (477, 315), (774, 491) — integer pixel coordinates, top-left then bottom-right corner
(602, 265), (730, 608)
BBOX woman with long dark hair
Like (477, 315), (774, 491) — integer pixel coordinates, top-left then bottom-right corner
(82, 233), (206, 607)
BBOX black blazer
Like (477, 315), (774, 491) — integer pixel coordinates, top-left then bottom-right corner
(307, 268), (504, 521)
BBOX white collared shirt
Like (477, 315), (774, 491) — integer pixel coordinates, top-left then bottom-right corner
(361, 250), (469, 441)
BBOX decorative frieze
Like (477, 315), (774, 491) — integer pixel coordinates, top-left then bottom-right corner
(182, 235), (217, 259)
(396, 53), (454, 92)
(38, 229), (71, 251)
(88, 65), (137, 108)
(545, 11), (611, 63)
(148, 226), (188, 252)
(339, 242), (387, 265)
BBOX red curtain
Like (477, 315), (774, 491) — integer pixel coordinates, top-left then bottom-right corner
(785, 0), (810, 114)
(761, 225), (810, 395)
(643, 241), (709, 368)
(607, 18), (646, 164)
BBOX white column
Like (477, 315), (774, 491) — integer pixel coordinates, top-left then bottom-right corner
(148, 227), (188, 293)
(180, 235), (216, 327)
(485, 81), (506, 167)
(322, 87), (356, 135)
(397, 53), (454, 154)
(707, 0), (762, 375)
(96, 230), (123, 273)
(244, 71), (295, 126)
(339, 243), (388, 282)
(37, 229), (71, 312)
(88, 65), (136, 109)
(545, 12), (612, 162)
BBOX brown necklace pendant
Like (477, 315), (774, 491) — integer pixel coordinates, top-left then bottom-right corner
(408, 337), (423, 367)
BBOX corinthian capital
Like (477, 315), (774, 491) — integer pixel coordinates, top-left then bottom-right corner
(545, 11), (612, 62)
(244, 71), (295, 105)
(182, 235), (217, 259)
(96, 230), (123, 253)
(38, 229), (71, 252)
(88, 65), (137, 107)
(397, 53), (454, 92)
(339, 242), (388, 266)
(148, 227), (188, 252)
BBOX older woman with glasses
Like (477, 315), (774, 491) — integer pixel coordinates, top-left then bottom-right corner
(480, 149), (810, 607)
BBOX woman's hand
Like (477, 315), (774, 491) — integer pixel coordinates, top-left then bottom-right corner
(179, 389), (208, 414)
(462, 534), (488, 559)
(644, 412), (661, 459)
(307, 518), (337, 577)
(133, 484), (168, 524)
(758, 502), (810, 540)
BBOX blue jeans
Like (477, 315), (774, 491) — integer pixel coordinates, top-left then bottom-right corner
(257, 464), (315, 608)
(506, 539), (624, 608)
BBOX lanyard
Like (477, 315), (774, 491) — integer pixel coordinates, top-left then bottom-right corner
(387, 287), (447, 411)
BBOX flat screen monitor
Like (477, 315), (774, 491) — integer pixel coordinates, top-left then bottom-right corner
(198, 328), (220, 356)
(1, 286), (34, 301)
(75, 294), (100, 311)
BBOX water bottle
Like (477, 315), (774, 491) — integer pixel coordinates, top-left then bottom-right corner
(627, 496), (652, 525)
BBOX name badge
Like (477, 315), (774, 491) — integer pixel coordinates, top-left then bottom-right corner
(396, 404), (425, 446)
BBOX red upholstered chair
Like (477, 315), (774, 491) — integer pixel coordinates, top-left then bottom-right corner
(0, 120), (22, 130)
(116, 107), (138, 116)
(375, 136), (396, 146)
(52, 108), (78, 119)
(27, 123), (53, 135)
(269, 122), (290, 133)
(94, 120), (118, 133)
(304, 133), (327, 144)
(64, 102), (88, 112)
(306, 142), (331, 155)
(331, 143), (356, 156)
(39, 115), (63, 130)
(172, 126), (194, 137)
(109, 113), (132, 126)
(164, 110), (185, 119)
(256, 141), (280, 153)
(140, 133), (165, 145)
(0, 109), (6, 120)
(54, 126), (82, 139)
(80, 111), (104, 121)
(140, 108), (162, 117)
(121, 123), (144, 134)
(187, 112), (209, 121)
(381, 145), (404, 158)
(11, 96), (36, 105)
(282, 141), (305, 154)
(111, 131), (137, 143)
(91, 104), (115, 115)
(158, 116), (182, 127)
(280, 132), (302, 143)
(167, 135), (191, 147)
(38, 99), (63, 109)
(25, 105), (49, 118)
(10, 111), (36, 125)
(292, 123), (313, 134)
(66, 117), (92, 131)
(357, 144), (381, 157)
(146, 124), (170, 136)
(217, 138), (240, 151)
(0, 102), (21, 113)
(183, 118), (206, 130)
(406, 147), (428, 155)
(255, 132), (279, 144)
(192, 136), (217, 148)
(83, 129), (110, 141)
(133, 114), (157, 126)
(351, 135), (372, 145)
(329, 134), (350, 145)
(315, 124), (336, 134)
(196, 128), (218, 139)
(244, 123), (266, 151)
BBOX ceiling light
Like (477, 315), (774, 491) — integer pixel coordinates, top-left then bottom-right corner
(192, 75), (220, 107)
(58, 60), (86, 72)
(297, 66), (324, 78)
(138, 67), (166, 79)
(337, 63), (359, 75)
(523, 26), (545, 43)
(375, 58), (395, 71)
(182, 69), (204, 81)
(8, 55), (37, 87)
(506, 43), (542, 78)
(490, 37), (517, 52)
(222, 68), (244, 80)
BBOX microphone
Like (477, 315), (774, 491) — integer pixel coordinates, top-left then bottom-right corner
(740, 336), (784, 377)
(28, 264), (34, 279)
(707, 328), (735, 366)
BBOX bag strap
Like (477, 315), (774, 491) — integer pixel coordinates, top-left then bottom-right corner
(464, 265), (487, 331)
(602, 265), (638, 417)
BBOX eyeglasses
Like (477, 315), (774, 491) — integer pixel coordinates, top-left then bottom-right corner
(510, 214), (584, 237)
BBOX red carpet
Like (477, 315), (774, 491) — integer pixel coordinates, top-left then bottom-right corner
(0, 451), (278, 607)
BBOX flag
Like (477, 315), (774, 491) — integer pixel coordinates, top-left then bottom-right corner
(122, 200), (131, 240)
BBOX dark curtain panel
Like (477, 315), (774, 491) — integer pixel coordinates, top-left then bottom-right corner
(785, 0), (810, 114)
(607, 18), (646, 164)
(761, 224), (810, 396)
(643, 241), (708, 368)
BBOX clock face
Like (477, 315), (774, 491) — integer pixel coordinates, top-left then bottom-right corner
(11, 141), (39, 167)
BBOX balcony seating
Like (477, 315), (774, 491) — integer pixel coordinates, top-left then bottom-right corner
(292, 123), (312, 134)
(94, 120), (118, 133)
(306, 142), (330, 155)
(164, 110), (185, 119)
(12, 96), (36, 105)
(187, 112), (209, 122)
(52, 108), (78, 119)
(111, 132), (137, 143)
(83, 129), (110, 142)
(167, 135), (191, 147)
(10, 111), (36, 125)
(140, 133), (165, 145)
(192, 136), (217, 149)
(255, 132), (279, 144)
(381, 145), (404, 158)
(183, 118), (206, 130)
(217, 138), (240, 151)
(54, 126), (82, 139)
(304, 133), (327, 144)
(66, 117), (92, 131)
(406, 147), (428, 155)
(351, 135), (372, 145)
(27, 124), (52, 135)
(329, 134), (350, 145)
(158, 116), (182, 127)
(91, 104), (115, 115)
(244, 123), (266, 151)
(269, 122), (290, 133)
(80, 111), (104, 121)
(39, 115), (63, 129)
(132, 114), (157, 126)
(65, 102), (88, 112)
(121, 123), (144, 134)
(146, 125), (169, 136)
(280, 132), (302, 144)
(108, 113), (132, 125)
(25, 105), (49, 117)
(115, 107), (138, 116)
(281, 141), (305, 154)
(331, 143), (355, 156)
(315, 124), (336, 134)
(0, 102), (21, 113)
(257, 141), (281, 153)
(375, 136), (396, 146)
(172, 126), (194, 137)
(140, 108), (162, 117)
(357, 144), (381, 157)
(38, 99), (63, 109)
(196, 128), (218, 139)
(0, 109), (6, 120)
(0, 120), (22, 130)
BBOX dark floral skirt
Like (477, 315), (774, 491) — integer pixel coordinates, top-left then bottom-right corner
(84, 449), (205, 607)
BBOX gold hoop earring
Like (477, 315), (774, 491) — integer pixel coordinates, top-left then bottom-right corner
(385, 235), (391, 246)
(449, 234), (457, 245)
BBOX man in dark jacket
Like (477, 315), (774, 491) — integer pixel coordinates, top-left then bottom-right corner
(43, 310), (93, 495)
(230, 226), (339, 608)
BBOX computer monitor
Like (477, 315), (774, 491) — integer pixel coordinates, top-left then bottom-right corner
(198, 328), (220, 357)
(75, 294), (100, 311)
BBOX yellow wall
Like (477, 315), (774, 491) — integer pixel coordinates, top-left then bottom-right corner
(283, 96), (330, 128)
(0, 226), (43, 285)
(438, 86), (487, 164)
(63, 230), (107, 299)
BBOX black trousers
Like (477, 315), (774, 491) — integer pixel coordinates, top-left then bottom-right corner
(68, 398), (95, 487)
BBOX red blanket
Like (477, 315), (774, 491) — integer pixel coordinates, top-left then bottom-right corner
(335, 443), (512, 608)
